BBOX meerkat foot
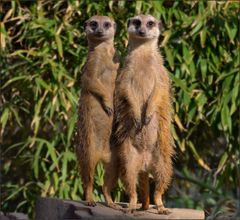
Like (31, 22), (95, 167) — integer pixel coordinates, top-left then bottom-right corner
(123, 202), (137, 214)
(107, 202), (122, 210)
(86, 199), (97, 207)
(123, 207), (136, 214)
(157, 205), (171, 215)
(140, 204), (149, 210)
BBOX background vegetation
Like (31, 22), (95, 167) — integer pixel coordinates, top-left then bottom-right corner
(1, 0), (239, 219)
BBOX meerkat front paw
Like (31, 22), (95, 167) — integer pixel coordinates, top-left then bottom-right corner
(133, 117), (142, 132)
(103, 105), (113, 116)
(144, 114), (152, 125)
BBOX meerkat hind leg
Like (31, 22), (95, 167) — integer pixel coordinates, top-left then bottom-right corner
(122, 149), (139, 213)
(82, 158), (98, 207)
(103, 161), (122, 210)
(139, 171), (150, 210)
(124, 187), (138, 214)
(154, 187), (171, 215)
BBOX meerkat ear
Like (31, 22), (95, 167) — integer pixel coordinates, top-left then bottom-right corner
(158, 21), (164, 33)
(83, 21), (88, 30)
(127, 18), (132, 27)
(113, 22), (117, 31)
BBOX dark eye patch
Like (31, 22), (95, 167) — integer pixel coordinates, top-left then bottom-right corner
(104, 21), (111, 29)
(147, 20), (155, 28)
(90, 21), (98, 29)
(132, 19), (141, 27)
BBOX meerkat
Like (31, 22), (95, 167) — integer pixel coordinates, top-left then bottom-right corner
(76, 15), (119, 207)
(104, 15), (174, 214)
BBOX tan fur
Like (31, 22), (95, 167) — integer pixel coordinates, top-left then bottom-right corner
(104, 15), (174, 214)
(76, 15), (119, 207)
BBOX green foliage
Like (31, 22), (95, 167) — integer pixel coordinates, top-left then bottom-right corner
(1, 0), (239, 218)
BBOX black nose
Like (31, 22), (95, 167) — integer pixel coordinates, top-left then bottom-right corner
(139, 29), (146, 36)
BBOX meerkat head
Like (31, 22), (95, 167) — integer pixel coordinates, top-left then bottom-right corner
(84, 16), (116, 42)
(127, 15), (162, 41)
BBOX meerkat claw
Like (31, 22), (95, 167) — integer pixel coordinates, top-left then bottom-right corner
(87, 200), (97, 207)
(123, 208), (136, 214)
(133, 118), (142, 132)
(157, 205), (171, 215)
(144, 115), (152, 125)
(104, 106), (113, 116)
(107, 203), (123, 210)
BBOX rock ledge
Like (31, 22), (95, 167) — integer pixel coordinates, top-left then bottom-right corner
(36, 197), (205, 220)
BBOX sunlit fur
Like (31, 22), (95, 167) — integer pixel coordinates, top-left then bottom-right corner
(76, 16), (119, 208)
(104, 14), (174, 214)
(128, 15), (161, 40)
(84, 15), (116, 42)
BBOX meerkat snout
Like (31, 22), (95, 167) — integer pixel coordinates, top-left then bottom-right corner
(84, 15), (116, 41)
(127, 15), (162, 39)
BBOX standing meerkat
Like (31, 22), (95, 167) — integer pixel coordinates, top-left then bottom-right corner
(104, 15), (174, 214)
(76, 15), (119, 207)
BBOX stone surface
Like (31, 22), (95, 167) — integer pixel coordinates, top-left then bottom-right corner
(35, 197), (205, 220)
(0, 212), (28, 220)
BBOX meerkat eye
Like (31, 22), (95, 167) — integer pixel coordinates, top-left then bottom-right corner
(104, 21), (111, 29)
(132, 19), (141, 27)
(90, 21), (98, 29)
(147, 21), (155, 28)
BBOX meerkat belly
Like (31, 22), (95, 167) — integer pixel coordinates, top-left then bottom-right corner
(131, 69), (155, 104)
(81, 94), (112, 150)
(139, 149), (153, 172)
